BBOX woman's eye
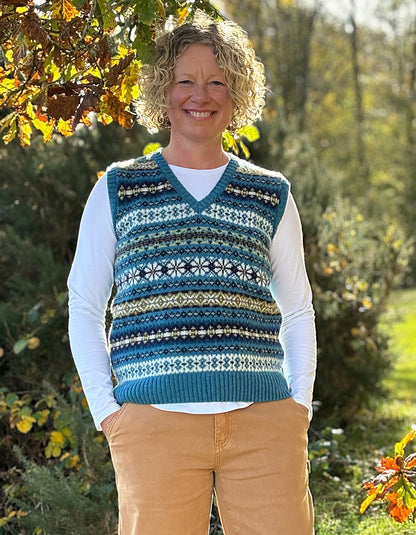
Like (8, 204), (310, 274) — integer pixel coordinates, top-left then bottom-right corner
(178, 80), (192, 85)
(211, 80), (225, 86)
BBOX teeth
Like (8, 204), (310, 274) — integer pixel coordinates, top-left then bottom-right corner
(188, 111), (212, 118)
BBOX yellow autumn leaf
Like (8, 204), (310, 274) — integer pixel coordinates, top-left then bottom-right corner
(177, 5), (190, 23)
(69, 454), (80, 468)
(50, 430), (65, 445)
(239, 139), (250, 159)
(46, 61), (61, 83)
(3, 119), (17, 144)
(222, 130), (238, 153)
(5, 49), (13, 63)
(62, 0), (79, 21)
(27, 337), (40, 350)
(35, 409), (50, 426)
(392, 239), (402, 251)
(143, 142), (161, 155)
(395, 431), (416, 457)
(72, 378), (83, 393)
(326, 243), (339, 255)
(360, 483), (384, 513)
(51, 445), (61, 457)
(116, 44), (131, 59)
(25, 102), (36, 120)
(16, 415), (36, 434)
(97, 111), (113, 125)
(357, 280), (369, 292)
(360, 490), (379, 514)
(57, 118), (74, 137)
(238, 124), (260, 143)
(51, 0), (80, 22)
(80, 114), (92, 127)
(33, 117), (55, 142)
(17, 510), (28, 518)
(18, 116), (32, 147)
(362, 298), (372, 310)
(118, 61), (140, 103)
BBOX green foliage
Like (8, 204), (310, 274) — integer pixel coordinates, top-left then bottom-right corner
(278, 133), (413, 423)
(0, 377), (117, 534)
(312, 201), (411, 421)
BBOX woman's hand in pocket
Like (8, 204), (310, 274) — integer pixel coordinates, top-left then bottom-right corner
(101, 410), (121, 437)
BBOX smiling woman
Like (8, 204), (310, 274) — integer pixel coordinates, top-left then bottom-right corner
(135, 12), (266, 136)
(68, 10), (317, 535)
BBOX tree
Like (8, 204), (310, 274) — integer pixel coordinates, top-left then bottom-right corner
(224, 0), (318, 157)
(348, 0), (369, 181)
(0, 0), (219, 145)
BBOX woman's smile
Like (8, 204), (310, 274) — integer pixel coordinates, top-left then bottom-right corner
(186, 110), (215, 119)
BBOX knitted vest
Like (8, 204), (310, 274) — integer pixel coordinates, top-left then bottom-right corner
(106, 151), (291, 405)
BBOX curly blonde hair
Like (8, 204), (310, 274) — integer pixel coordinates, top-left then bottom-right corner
(135, 12), (266, 134)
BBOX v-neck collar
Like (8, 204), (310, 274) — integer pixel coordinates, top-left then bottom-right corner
(152, 151), (238, 214)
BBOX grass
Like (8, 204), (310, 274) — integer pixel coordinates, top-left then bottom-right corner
(383, 288), (416, 400)
(312, 288), (416, 534)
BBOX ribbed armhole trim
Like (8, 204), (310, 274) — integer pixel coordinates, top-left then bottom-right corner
(272, 177), (290, 238)
(106, 166), (119, 237)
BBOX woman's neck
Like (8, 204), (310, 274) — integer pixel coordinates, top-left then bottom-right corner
(162, 139), (229, 169)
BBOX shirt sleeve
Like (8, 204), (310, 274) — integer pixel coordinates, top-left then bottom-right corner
(270, 192), (317, 420)
(67, 174), (121, 429)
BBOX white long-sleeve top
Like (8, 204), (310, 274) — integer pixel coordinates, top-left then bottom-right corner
(68, 162), (317, 429)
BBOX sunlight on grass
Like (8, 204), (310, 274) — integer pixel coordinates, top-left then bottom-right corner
(316, 512), (416, 535)
(383, 288), (416, 399)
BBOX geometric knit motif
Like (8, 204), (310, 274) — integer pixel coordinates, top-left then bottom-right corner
(106, 150), (292, 405)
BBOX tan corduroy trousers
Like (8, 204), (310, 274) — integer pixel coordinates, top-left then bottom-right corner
(107, 397), (314, 535)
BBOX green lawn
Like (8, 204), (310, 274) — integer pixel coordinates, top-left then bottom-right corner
(313, 288), (416, 534)
(384, 288), (416, 400)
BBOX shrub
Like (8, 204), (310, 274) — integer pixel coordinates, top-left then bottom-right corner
(281, 134), (412, 424)
(0, 376), (117, 534)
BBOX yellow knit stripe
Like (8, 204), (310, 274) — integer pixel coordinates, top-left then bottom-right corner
(112, 290), (279, 318)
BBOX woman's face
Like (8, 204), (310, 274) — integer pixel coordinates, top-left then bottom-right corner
(167, 45), (234, 147)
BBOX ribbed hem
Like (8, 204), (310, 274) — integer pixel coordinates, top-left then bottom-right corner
(113, 371), (291, 405)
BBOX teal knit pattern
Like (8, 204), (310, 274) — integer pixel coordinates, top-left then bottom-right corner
(106, 151), (291, 405)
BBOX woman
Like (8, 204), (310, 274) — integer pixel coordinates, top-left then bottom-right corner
(68, 12), (316, 535)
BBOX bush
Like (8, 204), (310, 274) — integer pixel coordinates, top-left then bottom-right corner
(282, 134), (413, 424)
(0, 377), (117, 534)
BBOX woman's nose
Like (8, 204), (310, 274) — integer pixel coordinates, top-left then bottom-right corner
(191, 83), (210, 102)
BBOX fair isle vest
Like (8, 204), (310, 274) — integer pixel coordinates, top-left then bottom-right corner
(106, 151), (291, 405)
